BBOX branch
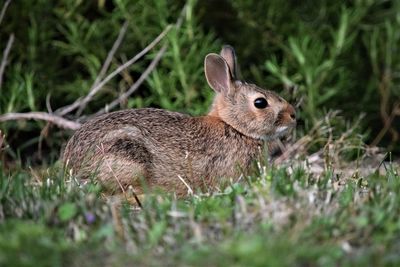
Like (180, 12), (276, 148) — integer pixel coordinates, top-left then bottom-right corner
(0, 112), (81, 130)
(0, 0), (11, 26)
(371, 101), (400, 146)
(94, 44), (167, 117)
(75, 20), (129, 116)
(0, 34), (14, 89)
(176, 1), (189, 28)
(56, 24), (172, 117)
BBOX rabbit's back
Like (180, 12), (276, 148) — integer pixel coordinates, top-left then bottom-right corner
(63, 108), (261, 195)
(63, 108), (189, 169)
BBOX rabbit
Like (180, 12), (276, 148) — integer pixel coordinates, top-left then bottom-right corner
(63, 45), (296, 197)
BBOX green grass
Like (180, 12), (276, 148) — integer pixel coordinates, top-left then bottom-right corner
(0, 156), (399, 266)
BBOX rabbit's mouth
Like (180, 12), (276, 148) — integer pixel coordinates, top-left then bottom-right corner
(261, 125), (293, 141)
(275, 126), (289, 134)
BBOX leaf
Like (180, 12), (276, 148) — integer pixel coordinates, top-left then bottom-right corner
(148, 221), (167, 246)
(335, 8), (349, 52)
(58, 203), (78, 222)
(289, 37), (305, 65)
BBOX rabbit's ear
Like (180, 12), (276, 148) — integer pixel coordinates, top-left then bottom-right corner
(220, 45), (238, 79)
(205, 53), (232, 94)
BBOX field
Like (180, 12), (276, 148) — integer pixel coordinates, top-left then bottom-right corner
(1, 1), (400, 266)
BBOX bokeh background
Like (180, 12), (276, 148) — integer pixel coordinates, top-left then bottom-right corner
(1, 0), (399, 166)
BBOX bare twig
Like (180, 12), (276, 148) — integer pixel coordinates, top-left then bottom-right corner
(0, 0), (11, 26)
(56, 25), (172, 117)
(75, 21), (129, 116)
(0, 112), (81, 130)
(371, 101), (400, 146)
(176, 1), (189, 28)
(0, 34), (14, 89)
(46, 94), (53, 113)
(94, 45), (167, 116)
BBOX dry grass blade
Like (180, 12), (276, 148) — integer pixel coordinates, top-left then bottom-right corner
(177, 175), (194, 196)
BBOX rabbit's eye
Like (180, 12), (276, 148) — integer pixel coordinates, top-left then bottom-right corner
(254, 98), (268, 109)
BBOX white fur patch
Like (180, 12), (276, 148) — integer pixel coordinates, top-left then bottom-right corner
(276, 126), (288, 134)
(261, 126), (290, 141)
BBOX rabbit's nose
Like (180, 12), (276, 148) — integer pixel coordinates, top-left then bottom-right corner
(286, 104), (296, 121)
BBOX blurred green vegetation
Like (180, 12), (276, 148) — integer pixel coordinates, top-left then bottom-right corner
(0, 0), (399, 164)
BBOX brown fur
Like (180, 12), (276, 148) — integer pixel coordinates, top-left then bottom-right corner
(63, 46), (296, 196)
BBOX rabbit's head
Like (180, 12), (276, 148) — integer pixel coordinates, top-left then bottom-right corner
(205, 46), (296, 140)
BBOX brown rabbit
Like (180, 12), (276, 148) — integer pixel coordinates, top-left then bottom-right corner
(63, 46), (296, 196)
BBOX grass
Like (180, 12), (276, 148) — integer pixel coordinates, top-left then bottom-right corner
(1, 148), (399, 266)
(2, 114), (398, 267)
